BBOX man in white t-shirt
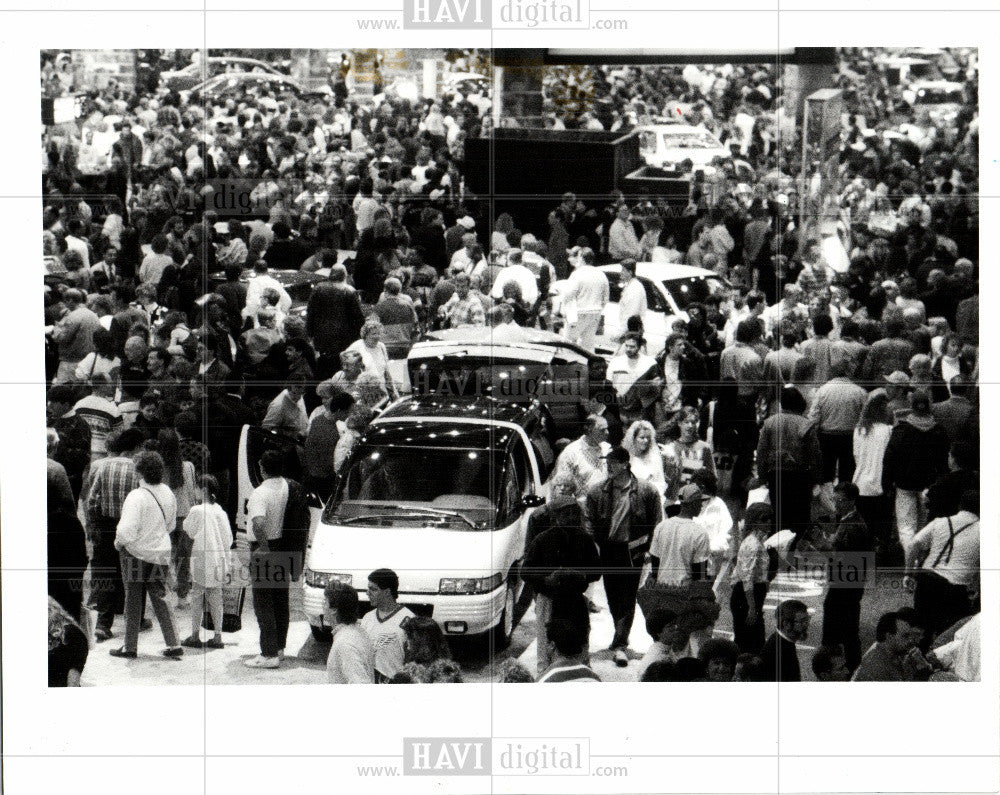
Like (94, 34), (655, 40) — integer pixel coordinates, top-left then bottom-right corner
(245, 449), (290, 669)
(648, 484), (711, 587)
(490, 249), (539, 305)
(360, 568), (414, 683)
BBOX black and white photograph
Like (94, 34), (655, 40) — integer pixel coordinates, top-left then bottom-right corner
(2, 2), (997, 793)
(41, 44), (981, 688)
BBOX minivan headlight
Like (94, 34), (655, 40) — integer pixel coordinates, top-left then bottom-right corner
(304, 569), (352, 588)
(439, 573), (502, 594)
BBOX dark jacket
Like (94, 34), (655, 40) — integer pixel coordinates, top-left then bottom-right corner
(52, 413), (92, 497)
(861, 337), (915, 385)
(583, 476), (661, 566)
(522, 504), (601, 597)
(655, 349), (707, 408)
(306, 281), (365, 357)
(955, 296), (978, 347)
(925, 468), (979, 521)
(760, 632), (801, 682)
(756, 412), (822, 484)
(930, 395), (974, 444)
(882, 415), (950, 493)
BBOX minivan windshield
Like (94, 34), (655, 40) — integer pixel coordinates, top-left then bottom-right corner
(661, 276), (727, 311)
(324, 445), (502, 530)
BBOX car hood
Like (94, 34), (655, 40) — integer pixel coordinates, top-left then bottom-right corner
(659, 146), (730, 166)
(308, 522), (518, 592)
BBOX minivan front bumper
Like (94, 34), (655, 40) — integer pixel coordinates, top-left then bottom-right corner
(303, 581), (506, 636)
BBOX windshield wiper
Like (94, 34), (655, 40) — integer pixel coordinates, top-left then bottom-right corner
(336, 514), (401, 526)
(390, 505), (481, 530)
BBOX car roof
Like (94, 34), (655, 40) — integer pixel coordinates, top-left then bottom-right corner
(192, 73), (303, 93)
(641, 123), (713, 135)
(909, 80), (964, 90)
(361, 420), (516, 453)
(375, 395), (538, 429)
(410, 339), (559, 365)
(180, 57), (277, 70)
(601, 261), (720, 281)
(422, 325), (596, 361)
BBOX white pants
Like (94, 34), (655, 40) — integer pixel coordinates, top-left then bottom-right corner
(190, 582), (224, 636)
(895, 489), (925, 555)
(573, 310), (603, 352)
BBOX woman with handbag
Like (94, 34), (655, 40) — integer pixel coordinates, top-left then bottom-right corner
(729, 503), (775, 655)
(110, 451), (183, 659)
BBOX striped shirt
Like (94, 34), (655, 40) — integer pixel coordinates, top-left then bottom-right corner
(537, 663), (602, 683)
(86, 456), (139, 520)
(72, 396), (123, 461)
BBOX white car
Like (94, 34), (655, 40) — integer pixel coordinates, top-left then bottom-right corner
(160, 56), (285, 92)
(637, 123), (731, 173)
(902, 80), (966, 126)
(299, 396), (546, 645)
(553, 262), (730, 357)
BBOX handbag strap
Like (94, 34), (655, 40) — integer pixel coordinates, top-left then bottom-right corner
(141, 487), (169, 531)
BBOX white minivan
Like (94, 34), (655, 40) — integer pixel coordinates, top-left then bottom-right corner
(299, 396), (548, 646)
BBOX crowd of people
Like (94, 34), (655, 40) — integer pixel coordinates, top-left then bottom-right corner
(44, 48), (979, 685)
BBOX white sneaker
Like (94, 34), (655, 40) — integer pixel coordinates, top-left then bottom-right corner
(243, 655), (280, 669)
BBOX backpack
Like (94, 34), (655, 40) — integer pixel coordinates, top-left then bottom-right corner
(277, 479), (311, 580)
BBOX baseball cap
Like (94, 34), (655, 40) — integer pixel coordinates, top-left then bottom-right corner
(457, 216), (476, 229)
(678, 484), (705, 504)
(885, 371), (911, 387)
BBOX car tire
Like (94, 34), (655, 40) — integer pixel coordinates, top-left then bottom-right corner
(310, 624), (332, 643)
(490, 580), (517, 653)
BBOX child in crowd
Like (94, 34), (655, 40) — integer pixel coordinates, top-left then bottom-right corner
(181, 474), (233, 649)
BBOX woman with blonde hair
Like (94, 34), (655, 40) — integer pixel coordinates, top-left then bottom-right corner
(345, 318), (399, 401)
(622, 420), (667, 501)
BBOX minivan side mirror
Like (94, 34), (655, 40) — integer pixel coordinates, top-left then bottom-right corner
(521, 494), (546, 509)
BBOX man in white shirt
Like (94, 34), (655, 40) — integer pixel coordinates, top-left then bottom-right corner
(561, 248), (609, 352)
(608, 204), (642, 261)
(244, 259), (292, 322)
(352, 179), (381, 236)
(360, 569), (414, 683)
(618, 259), (647, 331)
(245, 450), (291, 669)
(905, 490), (979, 635)
(449, 232), (481, 275)
(930, 613), (980, 682)
(607, 334), (657, 402)
(552, 414), (611, 501)
(648, 484), (711, 587)
(325, 582), (376, 684)
(65, 219), (92, 269)
(761, 284), (807, 342)
(490, 249), (539, 305)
